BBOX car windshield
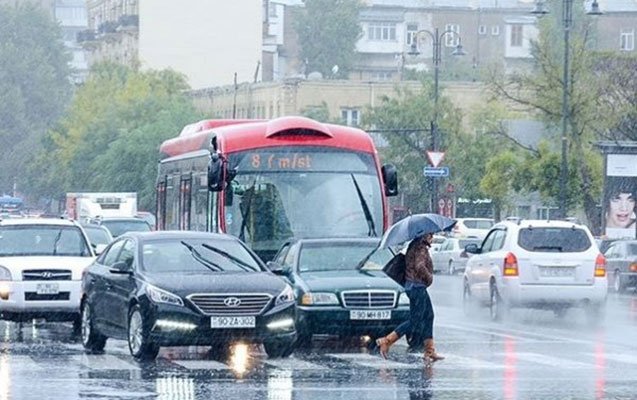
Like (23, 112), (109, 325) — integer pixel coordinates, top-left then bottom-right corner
(142, 238), (262, 273)
(0, 225), (91, 257)
(518, 228), (592, 253)
(83, 226), (111, 245)
(101, 219), (151, 237)
(465, 220), (494, 229)
(459, 239), (482, 248)
(298, 242), (391, 272)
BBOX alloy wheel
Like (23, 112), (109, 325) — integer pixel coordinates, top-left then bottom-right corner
(613, 272), (621, 293)
(128, 310), (143, 356)
(490, 284), (500, 321)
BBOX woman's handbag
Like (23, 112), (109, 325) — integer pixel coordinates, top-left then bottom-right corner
(382, 253), (406, 286)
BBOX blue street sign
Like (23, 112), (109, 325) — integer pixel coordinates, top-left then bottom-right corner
(423, 166), (450, 177)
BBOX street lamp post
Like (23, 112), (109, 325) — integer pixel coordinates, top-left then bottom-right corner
(409, 28), (465, 213)
(532, 0), (602, 219)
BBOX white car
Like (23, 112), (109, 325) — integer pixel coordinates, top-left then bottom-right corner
(462, 220), (607, 321)
(452, 218), (494, 239)
(431, 237), (482, 275)
(0, 218), (95, 327)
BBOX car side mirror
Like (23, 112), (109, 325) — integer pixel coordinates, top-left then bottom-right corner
(109, 261), (132, 275)
(382, 164), (398, 197)
(93, 244), (107, 255)
(267, 261), (287, 275)
(464, 243), (480, 254)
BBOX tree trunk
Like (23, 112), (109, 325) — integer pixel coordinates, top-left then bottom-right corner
(571, 130), (601, 235)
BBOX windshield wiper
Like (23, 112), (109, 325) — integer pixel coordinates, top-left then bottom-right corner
(180, 241), (223, 272)
(351, 174), (377, 237)
(52, 229), (63, 255)
(239, 177), (258, 242)
(200, 243), (256, 272)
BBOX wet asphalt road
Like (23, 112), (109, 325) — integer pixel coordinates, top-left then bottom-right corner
(1, 275), (637, 400)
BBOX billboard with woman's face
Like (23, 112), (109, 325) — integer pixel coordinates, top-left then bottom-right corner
(604, 154), (637, 239)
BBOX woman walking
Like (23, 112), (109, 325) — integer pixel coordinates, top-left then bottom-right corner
(376, 233), (444, 363)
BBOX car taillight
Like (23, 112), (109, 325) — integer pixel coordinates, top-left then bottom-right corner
(629, 263), (637, 273)
(594, 254), (606, 277)
(503, 252), (518, 276)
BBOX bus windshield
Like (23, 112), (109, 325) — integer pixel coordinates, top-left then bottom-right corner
(224, 147), (383, 259)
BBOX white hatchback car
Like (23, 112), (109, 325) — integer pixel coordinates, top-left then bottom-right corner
(462, 220), (607, 321)
(452, 218), (494, 239)
(0, 218), (95, 327)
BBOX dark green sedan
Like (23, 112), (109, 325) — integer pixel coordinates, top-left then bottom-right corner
(267, 238), (410, 347)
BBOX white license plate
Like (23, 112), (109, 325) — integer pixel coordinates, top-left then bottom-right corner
(349, 310), (391, 320)
(36, 283), (60, 295)
(210, 316), (256, 329)
(540, 268), (574, 277)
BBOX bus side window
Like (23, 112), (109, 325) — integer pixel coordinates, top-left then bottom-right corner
(156, 180), (166, 230)
(165, 175), (179, 230)
(179, 175), (192, 230)
(192, 173), (208, 232)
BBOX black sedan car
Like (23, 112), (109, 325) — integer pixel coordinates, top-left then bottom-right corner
(80, 231), (296, 360)
(268, 238), (410, 347)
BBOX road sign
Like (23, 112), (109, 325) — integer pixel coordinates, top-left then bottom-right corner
(423, 166), (449, 177)
(426, 151), (446, 168)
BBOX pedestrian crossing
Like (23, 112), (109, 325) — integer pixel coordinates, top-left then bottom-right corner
(5, 345), (637, 374)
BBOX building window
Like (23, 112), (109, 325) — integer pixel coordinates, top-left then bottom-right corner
(444, 24), (460, 47)
(368, 22), (397, 41)
(341, 109), (360, 126)
(370, 71), (392, 81)
(620, 28), (635, 51)
(406, 23), (418, 45)
(492, 25), (500, 36)
(478, 25), (487, 35)
(510, 24), (523, 47)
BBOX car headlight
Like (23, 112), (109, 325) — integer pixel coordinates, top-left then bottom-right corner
(300, 292), (339, 306)
(275, 284), (295, 306)
(0, 266), (12, 281)
(145, 284), (184, 306)
(399, 292), (410, 306)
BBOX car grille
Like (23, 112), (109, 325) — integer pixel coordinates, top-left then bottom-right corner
(341, 291), (397, 309)
(187, 294), (272, 316)
(22, 270), (72, 281)
(24, 292), (70, 301)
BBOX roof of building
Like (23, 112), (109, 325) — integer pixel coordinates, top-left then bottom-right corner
(365, 0), (637, 12)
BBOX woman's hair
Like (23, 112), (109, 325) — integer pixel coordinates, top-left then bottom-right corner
(608, 178), (637, 199)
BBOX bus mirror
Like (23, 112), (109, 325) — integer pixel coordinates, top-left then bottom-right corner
(382, 164), (398, 197)
(207, 153), (225, 192)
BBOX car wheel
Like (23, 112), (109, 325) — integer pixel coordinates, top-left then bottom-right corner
(81, 301), (107, 353)
(263, 339), (294, 358)
(489, 282), (504, 322)
(613, 271), (624, 293)
(127, 305), (159, 361)
(448, 260), (455, 275)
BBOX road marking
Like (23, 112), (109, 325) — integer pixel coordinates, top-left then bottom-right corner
(434, 354), (504, 370)
(172, 360), (229, 370)
(513, 353), (591, 369)
(72, 354), (140, 370)
(265, 357), (327, 370)
(600, 353), (637, 365)
(328, 353), (419, 369)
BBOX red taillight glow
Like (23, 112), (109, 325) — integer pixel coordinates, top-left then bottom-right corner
(503, 252), (519, 276)
(595, 254), (606, 278)
(630, 263), (637, 273)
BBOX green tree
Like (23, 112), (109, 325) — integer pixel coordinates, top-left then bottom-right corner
(364, 82), (463, 212)
(294, 0), (362, 79)
(488, 6), (605, 228)
(28, 63), (202, 211)
(0, 3), (71, 194)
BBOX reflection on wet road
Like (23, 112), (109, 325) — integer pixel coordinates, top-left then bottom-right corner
(1, 276), (636, 399)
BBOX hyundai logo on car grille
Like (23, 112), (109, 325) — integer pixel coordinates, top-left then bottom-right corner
(223, 297), (242, 307)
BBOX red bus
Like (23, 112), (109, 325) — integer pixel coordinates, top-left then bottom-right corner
(156, 116), (397, 261)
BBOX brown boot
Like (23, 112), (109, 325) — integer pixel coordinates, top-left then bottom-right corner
(424, 338), (445, 363)
(375, 332), (400, 359)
